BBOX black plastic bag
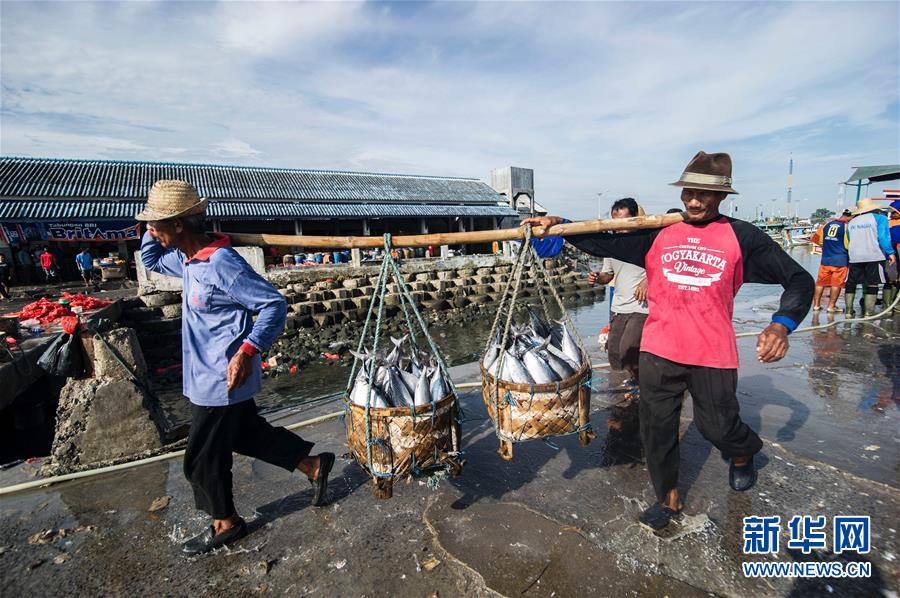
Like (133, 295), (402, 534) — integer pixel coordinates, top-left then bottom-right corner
(37, 332), (85, 378)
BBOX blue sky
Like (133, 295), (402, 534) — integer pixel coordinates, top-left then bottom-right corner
(1, 1), (898, 219)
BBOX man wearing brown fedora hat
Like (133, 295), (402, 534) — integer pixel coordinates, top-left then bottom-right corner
(843, 198), (896, 317)
(524, 151), (814, 530)
(137, 180), (335, 555)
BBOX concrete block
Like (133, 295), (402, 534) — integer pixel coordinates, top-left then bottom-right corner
(415, 273), (431, 282)
(342, 278), (361, 290)
(493, 275), (509, 284)
(352, 297), (371, 310)
(313, 314), (334, 327)
(412, 281), (430, 292)
(50, 378), (162, 472)
(383, 294), (401, 307)
(296, 315), (314, 328)
(291, 303), (312, 316)
(436, 270), (454, 281)
(308, 291), (326, 303)
(470, 294), (493, 305)
(430, 280), (451, 292)
(160, 304), (182, 319)
(457, 269), (476, 278)
(476, 268), (493, 276)
(471, 284), (493, 295)
(139, 292), (182, 308)
(424, 299), (451, 311)
(93, 327), (148, 381)
(451, 296), (470, 308)
(473, 275), (493, 285)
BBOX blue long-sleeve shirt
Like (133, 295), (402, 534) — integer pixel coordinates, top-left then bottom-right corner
(140, 231), (287, 406)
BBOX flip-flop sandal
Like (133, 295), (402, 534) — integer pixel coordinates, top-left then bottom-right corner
(309, 452), (335, 507)
(638, 503), (681, 531)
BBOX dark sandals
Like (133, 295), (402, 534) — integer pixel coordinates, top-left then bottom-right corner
(309, 452), (335, 507)
(182, 518), (248, 555)
(638, 503), (682, 531)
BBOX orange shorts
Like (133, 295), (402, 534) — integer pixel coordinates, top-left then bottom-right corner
(816, 265), (849, 287)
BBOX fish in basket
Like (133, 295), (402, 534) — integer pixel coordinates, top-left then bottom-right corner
(481, 307), (595, 460)
(345, 335), (463, 498)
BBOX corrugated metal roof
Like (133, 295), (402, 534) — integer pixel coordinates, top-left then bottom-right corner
(0, 199), (517, 221)
(846, 165), (900, 183)
(0, 156), (504, 204)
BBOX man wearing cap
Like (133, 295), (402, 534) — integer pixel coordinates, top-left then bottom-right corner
(523, 152), (814, 530)
(810, 209), (852, 313)
(843, 198), (896, 317)
(137, 180), (335, 555)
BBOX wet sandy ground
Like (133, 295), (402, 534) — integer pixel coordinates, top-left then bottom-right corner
(1, 320), (897, 597)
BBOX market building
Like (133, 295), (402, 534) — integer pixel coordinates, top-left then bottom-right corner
(0, 156), (520, 281)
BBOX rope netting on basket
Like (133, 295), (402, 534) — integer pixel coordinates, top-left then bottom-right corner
(481, 226), (595, 458)
(344, 234), (464, 494)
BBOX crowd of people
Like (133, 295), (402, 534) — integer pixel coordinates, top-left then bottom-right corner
(810, 198), (900, 316)
(0, 246), (100, 298)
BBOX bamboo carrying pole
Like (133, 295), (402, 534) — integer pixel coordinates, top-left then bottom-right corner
(225, 212), (685, 249)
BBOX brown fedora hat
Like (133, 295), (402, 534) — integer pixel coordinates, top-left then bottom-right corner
(670, 151), (739, 195)
(135, 180), (208, 222)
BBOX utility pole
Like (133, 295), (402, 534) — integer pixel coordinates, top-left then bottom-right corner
(786, 153), (794, 219)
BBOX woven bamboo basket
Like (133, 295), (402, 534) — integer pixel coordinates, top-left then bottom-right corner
(481, 362), (595, 460)
(345, 393), (462, 499)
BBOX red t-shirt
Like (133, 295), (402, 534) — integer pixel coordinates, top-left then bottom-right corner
(569, 215), (815, 370)
(641, 219), (743, 368)
(40, 253), (55, 269)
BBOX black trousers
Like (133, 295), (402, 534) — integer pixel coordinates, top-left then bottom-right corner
(638, 352), (763, 502)
(184, 399), (315, 519)
(608, 312), (648, 373)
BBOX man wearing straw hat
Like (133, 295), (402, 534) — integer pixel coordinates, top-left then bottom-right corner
(137, 180), (335, 555)
(843, 197), (896, 317)
(524, 151), (814, 530)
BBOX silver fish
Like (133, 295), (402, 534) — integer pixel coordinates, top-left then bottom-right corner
(547, 344), (580, 371)
(388, 366), (414, 407)
(557, 320), (582, 365)
(541, 347), (577, 379)
(523, 348), (557, 384)
(500, 350), (534, 384)
(414, 369), (432, 406)
(429, 364), (448, 402)
(350, 374), (390, 408)
(398, 368), (418, 395)
(526, 306), (552, 338)
(482, 345), (501, 372)
(385, 335), (408, 367)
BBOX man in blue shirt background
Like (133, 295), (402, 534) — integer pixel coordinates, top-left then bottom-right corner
(137, 180), (335, 555)
(811, 209), (851, 313)
(75, 248), (94, 286)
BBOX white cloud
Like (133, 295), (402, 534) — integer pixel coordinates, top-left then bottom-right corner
(213, 138), (262, 158)
(0, 1), (897, 218)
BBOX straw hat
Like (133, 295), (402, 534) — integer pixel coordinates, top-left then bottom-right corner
(670, 151), (739, 195)
(851, 197), (888, 216)
(135, 180), (208, 222)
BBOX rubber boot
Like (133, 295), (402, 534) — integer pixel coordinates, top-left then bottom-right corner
(843, 292), (856, 317)
(863, 294), (878, 318)
(883, 287), (897, 313)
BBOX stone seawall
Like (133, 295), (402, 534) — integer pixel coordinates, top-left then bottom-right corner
(125, 254), (603, 375)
